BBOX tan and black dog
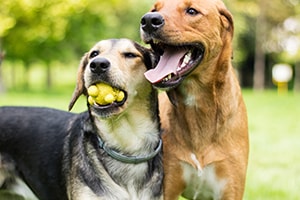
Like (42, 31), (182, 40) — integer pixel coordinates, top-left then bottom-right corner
(0, 39), (163, 200)
(140, 0), (249, 199)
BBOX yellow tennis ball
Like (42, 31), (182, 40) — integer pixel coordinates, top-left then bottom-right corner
(95, 95), (106, 105)
(104, 94), (115, 103)
(87, 85), (99, 97)
(116, 91), (125, 102)
(88, 96), (95, 105)
(96, 83), (117, 104)
(96, 83), (114, 96)
(88, 82), (125, 105)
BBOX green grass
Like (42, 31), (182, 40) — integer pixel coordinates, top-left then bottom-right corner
(0, 88), (87, 113)
(242, 90), (300, 200)
(1, 89), (300, 199)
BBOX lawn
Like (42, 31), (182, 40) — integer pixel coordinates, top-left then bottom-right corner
(242, 90), (300, 200)
(1, 89), (300, 199)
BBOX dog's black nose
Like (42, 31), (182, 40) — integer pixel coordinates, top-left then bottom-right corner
(141, 12), (164, 33)
(90, 58), (110, 74)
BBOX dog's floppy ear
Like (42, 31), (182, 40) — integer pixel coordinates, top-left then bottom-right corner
(134, 42), (159, 70)
(68, 53), (88, 111)
(144, 50), (160, 70)
(219, 7), (234, 60)
(219, 7), (234, 38)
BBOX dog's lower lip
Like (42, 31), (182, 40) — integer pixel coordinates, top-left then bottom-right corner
(92, 102), (122, 109)
(154, 76), (184, 89)
(90, 97), (126, 117)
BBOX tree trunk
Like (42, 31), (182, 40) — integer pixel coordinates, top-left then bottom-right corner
(46, 63), (52, 90)
(253, 0), (266, 90)
(23, 64), (30, 90)
(0, 52), (5, 93)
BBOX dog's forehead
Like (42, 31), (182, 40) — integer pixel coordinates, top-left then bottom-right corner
(92, 39), (139, 54)
(155, 0), (224, 12)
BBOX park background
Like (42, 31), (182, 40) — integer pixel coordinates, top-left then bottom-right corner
(0, 0), (299, 199)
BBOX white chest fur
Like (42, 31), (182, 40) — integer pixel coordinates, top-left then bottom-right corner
(181, 153), (227, 200)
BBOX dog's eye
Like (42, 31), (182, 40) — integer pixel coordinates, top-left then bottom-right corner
(186, 8), (199, 16)
(123, 52), (138, 58)
(90, 51), (99, 58)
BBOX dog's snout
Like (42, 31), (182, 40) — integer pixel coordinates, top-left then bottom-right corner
(141, 12), (164, 33)
(90, 58), (110, 74)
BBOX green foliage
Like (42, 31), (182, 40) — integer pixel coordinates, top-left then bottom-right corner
(0, 0), (299, 90)
(224, 0), (300, 63)
(0, 0), (153, 64)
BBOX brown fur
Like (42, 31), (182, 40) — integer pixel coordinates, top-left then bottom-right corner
(140, 0), (249, 199)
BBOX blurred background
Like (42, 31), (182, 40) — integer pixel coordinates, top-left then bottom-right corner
(0, 0), (299, 199)
(0, 0), (299, 93)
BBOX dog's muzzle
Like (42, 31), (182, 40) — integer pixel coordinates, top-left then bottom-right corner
(140, 12), (205, 89)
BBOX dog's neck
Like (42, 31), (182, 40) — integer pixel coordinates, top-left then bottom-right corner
(92, 105), (160, 157)
(164, 64), (242, 149)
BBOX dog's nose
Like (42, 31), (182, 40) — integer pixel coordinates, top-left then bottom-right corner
(141, 12), (164, 33)
(90, 58), (110, 74)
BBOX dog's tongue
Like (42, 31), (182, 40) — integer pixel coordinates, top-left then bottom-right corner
(144, 48), (187, 83)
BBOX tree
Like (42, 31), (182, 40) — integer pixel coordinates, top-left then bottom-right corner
(253, 0), (298, 90)
(0, 0), (152, 90)
(224, 0), (299, 89)
(253, 0), (267, 90)
(0, 0), (74, 89)
(0, 51), (5, 93)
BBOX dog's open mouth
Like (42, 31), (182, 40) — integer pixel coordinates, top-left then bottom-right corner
(145, 42), (204, 88)
(87, 82), (127, 112)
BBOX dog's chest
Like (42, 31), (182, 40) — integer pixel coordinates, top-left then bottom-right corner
(72, 163), (155, 200)
(108, 161), (147, 184)
(181, 154), (227, 200)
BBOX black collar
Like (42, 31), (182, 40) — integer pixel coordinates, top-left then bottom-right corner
(97, 135), (162, 164)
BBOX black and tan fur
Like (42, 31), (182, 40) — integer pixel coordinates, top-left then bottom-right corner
(0, 39), (163, 200)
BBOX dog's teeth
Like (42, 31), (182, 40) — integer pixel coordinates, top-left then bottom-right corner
(184, 55), (190, 63)
(185, 52), (192, 60)
(163, 74), (172, 82)
(183, 57), (189, 66)
(178, 51), (192, 71)
(166, 74), (171, 80)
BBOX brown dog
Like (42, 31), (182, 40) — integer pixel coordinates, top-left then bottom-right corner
(140, 0), (249, 199)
